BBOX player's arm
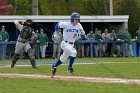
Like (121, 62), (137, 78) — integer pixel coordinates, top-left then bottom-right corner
(14, 20), (23, 31)
(55, 23), (60, 32)
(55, 22), (67, 32)
(78, 23), (86, 39)
(78, 23), (85, 35)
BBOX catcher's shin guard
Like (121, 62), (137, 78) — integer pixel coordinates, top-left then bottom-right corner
(30, 59), (37, 68)
(11, 54), (20, 68)
(11, 60), (16, 68)
(27, 48), (37, 68)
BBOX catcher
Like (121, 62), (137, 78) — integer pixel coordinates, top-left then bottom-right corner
(11, 19), (37, 68)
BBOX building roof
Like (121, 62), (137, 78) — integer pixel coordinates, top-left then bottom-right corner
(0, 15), (129, 22)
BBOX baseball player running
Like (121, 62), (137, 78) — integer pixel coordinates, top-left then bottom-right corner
(11, 19), (37, 68)
(52, 12), (86, 77)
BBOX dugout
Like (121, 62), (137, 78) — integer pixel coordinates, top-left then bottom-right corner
(0, 15), (129, 58)
(0, 15), (129, 40)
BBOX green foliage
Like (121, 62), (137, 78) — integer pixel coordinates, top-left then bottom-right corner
(113, 0), (140, 36)
(39, 0), (83, 15)
(81, 0), (105, 15)
(9, 0), (32, 15)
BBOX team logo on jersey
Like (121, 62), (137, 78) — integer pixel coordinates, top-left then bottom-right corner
(66, 29), (78, 32)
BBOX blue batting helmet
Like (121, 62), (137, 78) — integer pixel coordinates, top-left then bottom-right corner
(70, 12), (80, 22)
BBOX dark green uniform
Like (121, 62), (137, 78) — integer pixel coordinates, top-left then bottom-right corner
(116, 33), (124, 40)
(0, 31), (9, 59)
(0, 31), (9, 41)
(95, 34), (102, 40)
(123, 32), (133, 57)
(38, 33), (49, 58)
(116, 33), (125, 57)
(38, 34), (48, 46)
(123, 32), (131, 44)
(94, 34), (102, 57)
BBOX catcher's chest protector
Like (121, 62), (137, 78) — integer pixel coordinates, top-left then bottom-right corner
(20, 26), (32, 39)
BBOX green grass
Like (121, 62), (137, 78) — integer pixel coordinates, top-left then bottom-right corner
(0, 63), (140, 79)
(0, 78), (140, 93)
(1, 58), (140, 93)
(1, 57), (140, 64)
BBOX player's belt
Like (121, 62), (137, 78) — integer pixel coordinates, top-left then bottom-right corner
(65, 41), (74, 44)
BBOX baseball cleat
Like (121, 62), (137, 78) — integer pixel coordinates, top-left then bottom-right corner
(32, 66), (37, 68)
(11, 64), (15, 68)
(11, 62), (16, 68)
(68, 67), (74, 74)
(51, 64), (56, 78)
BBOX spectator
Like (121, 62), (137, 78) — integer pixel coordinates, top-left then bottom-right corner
(116, 30), (124, 57)
(123, 28), (133, 57)
(94, 30), (102, 57)
(86, 31), (95, 57)
(136, 25), (140, 57)
(52, 29), (63, 59)
(110, 30), (117, 57)
(35, 30), (40, 37)
(38, 29), (49, 58)
(34, 30), (40, 58)
(94, 28), (98, 34)
(0, 34), (2, 41)
(76, 34), (85, 58)
(102, 29), (110, 56)
(0, 25), (9, 58)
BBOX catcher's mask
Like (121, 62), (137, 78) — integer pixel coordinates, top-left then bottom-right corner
(25, 19), (33, 27)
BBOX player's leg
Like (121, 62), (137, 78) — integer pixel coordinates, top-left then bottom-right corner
(53, 41), (70, 67)
(68, 47), (77, 74)
(11, 54), (20, 68)
(25, 43), (37, 68)
(52, 41), (70, 77)
(59, 42), (77, 74)
(11, 42), (24, 68)
(56, 51), (70, 67)
(52, 51), (70, 77)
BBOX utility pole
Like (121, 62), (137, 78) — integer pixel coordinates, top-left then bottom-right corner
(109, 0), (113, 15)
(32, 0), (38, 15)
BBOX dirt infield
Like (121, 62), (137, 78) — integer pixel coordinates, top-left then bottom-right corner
(0, 73), (140, 84)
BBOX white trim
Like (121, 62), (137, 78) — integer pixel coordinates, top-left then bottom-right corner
(0, 15), (129, 22)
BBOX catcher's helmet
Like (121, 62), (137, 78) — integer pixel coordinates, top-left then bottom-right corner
(70, 12), (80, 22)
(25, 19), (33, 26)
